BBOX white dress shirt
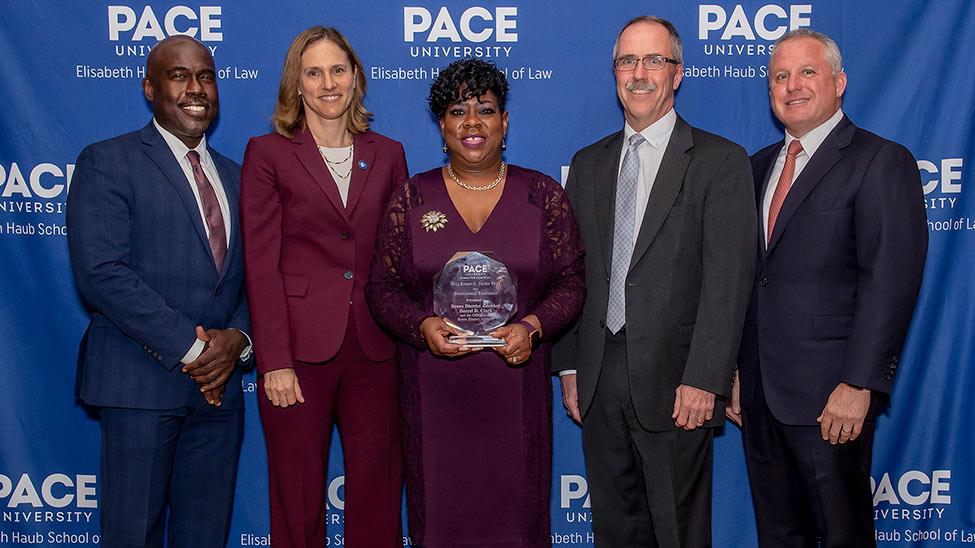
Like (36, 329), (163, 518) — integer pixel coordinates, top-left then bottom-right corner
(151, 120), (251, 364)
(762, 108), (845, 248)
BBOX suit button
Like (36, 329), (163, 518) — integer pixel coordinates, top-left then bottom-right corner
(598, 320), (605, 328)
(340, 230), (350, 240)
(344, 271), (353, 280)
(759, 277), (769, 287)
(215, 288), (223, 296)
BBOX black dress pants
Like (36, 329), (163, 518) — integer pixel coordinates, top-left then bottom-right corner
(582, 329), (713, 547)
(742, 373), (876, 547)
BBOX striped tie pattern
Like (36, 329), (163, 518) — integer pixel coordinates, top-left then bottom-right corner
(186, 150), (227, 272)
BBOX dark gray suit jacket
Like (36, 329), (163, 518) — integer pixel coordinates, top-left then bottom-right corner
(553, 115), (756, 431)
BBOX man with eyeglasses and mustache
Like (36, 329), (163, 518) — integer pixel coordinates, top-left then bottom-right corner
(68, 35), (251, 548)
(553, 15), (755, 546)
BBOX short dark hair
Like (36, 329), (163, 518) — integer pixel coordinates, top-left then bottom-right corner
(428, 59), (510, 119)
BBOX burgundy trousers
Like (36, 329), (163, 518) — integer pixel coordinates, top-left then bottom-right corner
(258, 316), (402, 548)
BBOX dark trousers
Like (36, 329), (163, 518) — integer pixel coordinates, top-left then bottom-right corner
(742, 376), (876, 547)
(99, 395), (243, 548)
(258, 315), (402, 548)
(582, 329), (713, 547)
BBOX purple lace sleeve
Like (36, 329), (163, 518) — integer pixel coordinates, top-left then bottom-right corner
(527, 174), (586, 338)
(366, 180), (430, 349)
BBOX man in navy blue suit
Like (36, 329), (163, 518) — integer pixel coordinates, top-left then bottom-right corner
(67, 35), (251, 548)
(728, 29), (927, 546)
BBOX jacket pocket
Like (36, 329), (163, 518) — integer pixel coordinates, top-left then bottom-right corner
(283, 274), (309, 297)
(802, 196), (845, 212)
(813, 315), (853, 340)
(667, 204), (693, 218)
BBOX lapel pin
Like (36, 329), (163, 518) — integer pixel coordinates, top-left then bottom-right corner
(358, 160), (367, 170)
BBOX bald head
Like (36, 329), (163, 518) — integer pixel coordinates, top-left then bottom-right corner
(142, 36), (219, 148)
(146, 36), (212, 83)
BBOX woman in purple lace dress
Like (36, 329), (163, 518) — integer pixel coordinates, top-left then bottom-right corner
(367, 59), (585, 547)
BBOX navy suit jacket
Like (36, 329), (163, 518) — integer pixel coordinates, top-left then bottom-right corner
(68, 122), (250, 410)
(738, 115), (927, 425)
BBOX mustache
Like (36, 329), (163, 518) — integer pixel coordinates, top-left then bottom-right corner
(626, 79), (657, 93)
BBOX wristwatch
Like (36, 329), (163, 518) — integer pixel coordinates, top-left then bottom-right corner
(517, 320), (539, 342)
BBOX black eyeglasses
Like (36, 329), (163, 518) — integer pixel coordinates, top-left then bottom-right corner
(613, 55), (679, 71)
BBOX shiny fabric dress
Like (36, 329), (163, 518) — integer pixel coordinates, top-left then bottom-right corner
(367, 165), (585, 547)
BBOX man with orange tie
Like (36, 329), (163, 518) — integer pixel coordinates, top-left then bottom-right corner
(68, 35), (250, 548)
(729, 29), (927, 546)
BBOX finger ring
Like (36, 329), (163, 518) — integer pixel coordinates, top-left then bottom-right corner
(511, 356), (519, 363)
(841, 427), (852, 433)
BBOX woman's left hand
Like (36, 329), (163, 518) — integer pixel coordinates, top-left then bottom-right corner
(491, 323), (532, 365)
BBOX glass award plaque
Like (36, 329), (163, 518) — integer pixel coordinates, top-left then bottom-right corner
(433, 251), (517, 347)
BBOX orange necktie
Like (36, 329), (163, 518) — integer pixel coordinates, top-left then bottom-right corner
(767, 139), (804, 244)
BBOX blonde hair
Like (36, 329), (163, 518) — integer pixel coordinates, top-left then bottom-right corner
(272, 26), (371, 137)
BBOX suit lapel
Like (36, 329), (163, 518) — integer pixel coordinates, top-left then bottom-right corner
(753, 149), (777, 254)
(140, 124), (217, 273)
(594, 132), (624, 278)
(345, 131), (376, 214)
(629, 116), (692, 272)
(210, 149), (239, 282)
(292, 128), (350, 223)
(765, 116), (854, 255)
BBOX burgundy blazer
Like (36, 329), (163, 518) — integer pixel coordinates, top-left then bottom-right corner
(241, 128), (408, 373)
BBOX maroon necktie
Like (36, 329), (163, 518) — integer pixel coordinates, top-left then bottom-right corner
(186, 150), (227, 272)
(767, 139), (804, 244)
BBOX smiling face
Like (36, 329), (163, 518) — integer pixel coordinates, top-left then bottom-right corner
(143, 37), (218, 148)
(614, 21), (683, 132)
(768, 36), (846, 138)
(298, 39), (356, 131)
(439, 89), (508, 171)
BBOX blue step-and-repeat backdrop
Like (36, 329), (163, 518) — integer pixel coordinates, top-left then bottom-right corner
(2, 1), (973, 546)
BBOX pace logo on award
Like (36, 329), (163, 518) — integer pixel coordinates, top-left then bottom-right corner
(433, 251), (516, 346)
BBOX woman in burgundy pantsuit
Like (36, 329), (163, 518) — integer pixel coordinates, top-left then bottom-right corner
(241, 27), (406, 547)
(367, 59), (585, 548)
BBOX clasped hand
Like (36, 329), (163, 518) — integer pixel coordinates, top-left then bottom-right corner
(182, 326), (246, 406)
(419, 317), (533, 365)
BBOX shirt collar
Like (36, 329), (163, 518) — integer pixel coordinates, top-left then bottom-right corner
(783, 108), (844, 159)
(152, 118), (208, 163)
(624, 108), (677, 150)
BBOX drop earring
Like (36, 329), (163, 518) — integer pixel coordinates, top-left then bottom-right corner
(442, 143), (448, 153)
(501, 139), (507, 152)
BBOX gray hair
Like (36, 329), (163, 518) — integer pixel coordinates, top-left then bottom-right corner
(772, 29), (843, 75)
(612, 16), (683, 64)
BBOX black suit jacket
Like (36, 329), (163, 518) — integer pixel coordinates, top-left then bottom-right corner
(738, 115), (927, 425)
(553, 115), (756, 431)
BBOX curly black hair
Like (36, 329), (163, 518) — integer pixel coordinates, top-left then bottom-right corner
(428, 59), (510, 119)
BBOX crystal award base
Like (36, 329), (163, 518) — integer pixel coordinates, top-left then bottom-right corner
(446, 334), (506, 347)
